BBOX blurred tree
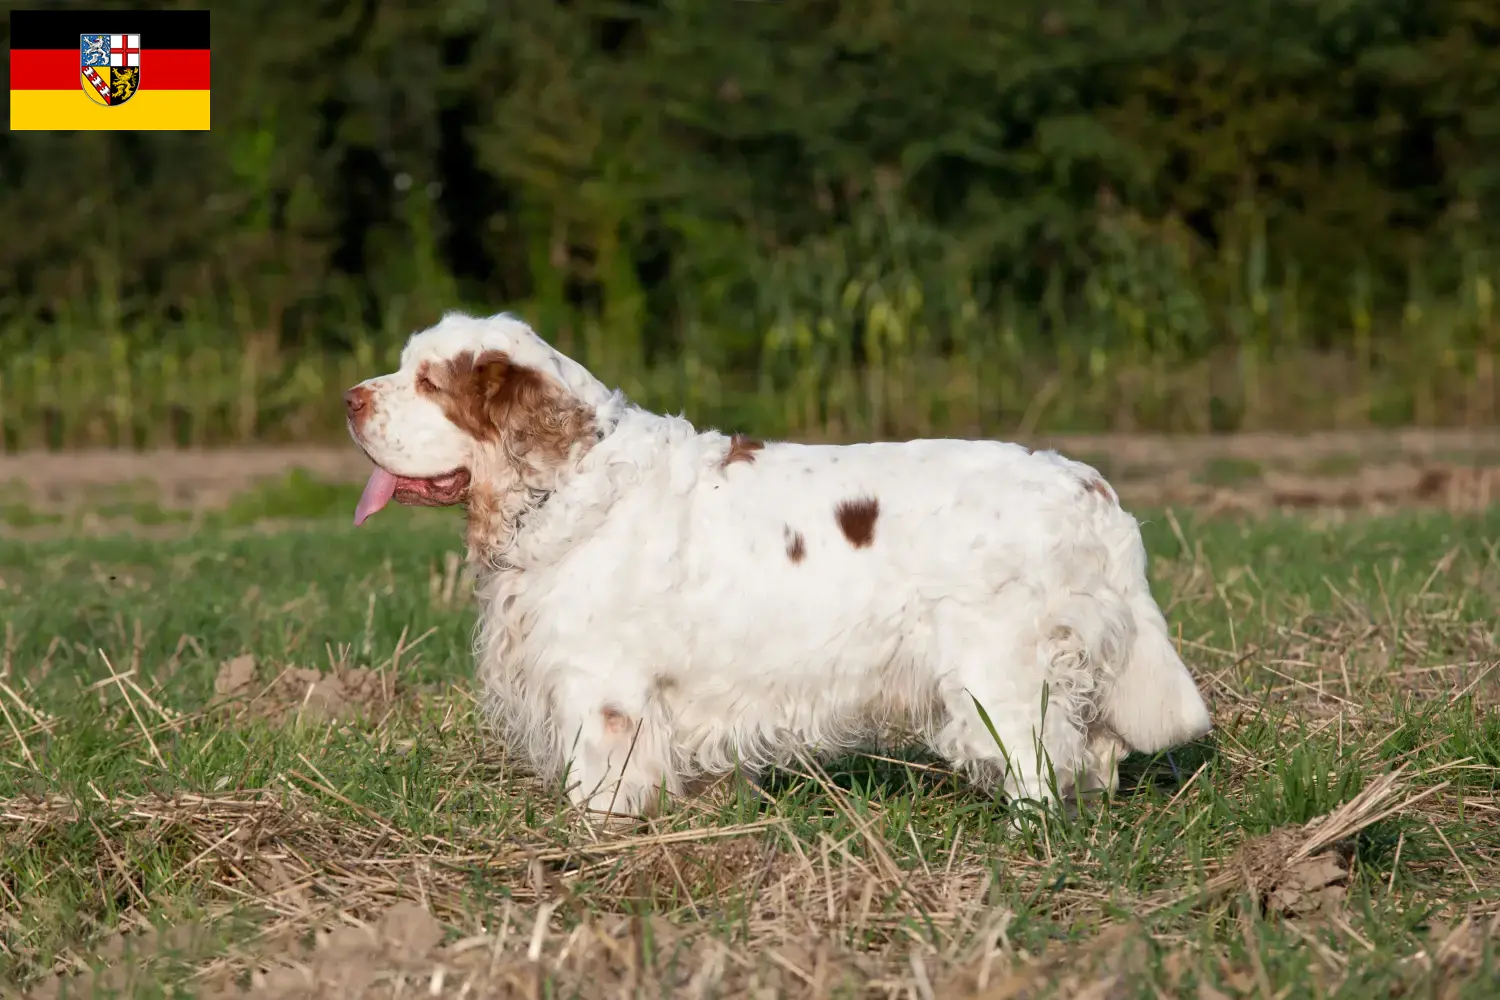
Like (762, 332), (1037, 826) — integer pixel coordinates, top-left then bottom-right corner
(1, 0), (1496, 361)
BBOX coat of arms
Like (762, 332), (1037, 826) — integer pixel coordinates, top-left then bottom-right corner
(80, 34), (141, 107)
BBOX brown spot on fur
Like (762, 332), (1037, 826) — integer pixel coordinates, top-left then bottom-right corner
(430, 349), (598, 564)
(1083, 477), (1117, 504)
(785, 526), (806, 563)
(834, 496), (879, 548)
(601, 706), (633, 736)
(439, 350), (596, 464)
(721, 434), (764, 468)
(412, 360), (440, 396)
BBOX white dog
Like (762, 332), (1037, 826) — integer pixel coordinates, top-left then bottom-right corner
(345, 312), (1212, 816)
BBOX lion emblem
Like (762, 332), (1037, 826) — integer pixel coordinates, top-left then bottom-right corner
(111, 68), (139, 103)
(81, 34), (110, 66)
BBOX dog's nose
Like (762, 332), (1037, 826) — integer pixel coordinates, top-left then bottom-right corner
(345, 386), (371, 418)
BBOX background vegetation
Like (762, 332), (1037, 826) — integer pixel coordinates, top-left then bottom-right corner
(4, 0), (1500, 448)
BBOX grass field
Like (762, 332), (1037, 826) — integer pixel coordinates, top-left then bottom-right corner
(2, 470), (1499, 998)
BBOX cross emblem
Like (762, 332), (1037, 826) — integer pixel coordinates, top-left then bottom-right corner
(111, 34), (141, 68)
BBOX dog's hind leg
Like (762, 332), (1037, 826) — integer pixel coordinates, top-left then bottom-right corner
(923, 603), (1089, 808)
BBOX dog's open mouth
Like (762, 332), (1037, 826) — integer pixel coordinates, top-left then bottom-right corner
(354, 466), (471, 526)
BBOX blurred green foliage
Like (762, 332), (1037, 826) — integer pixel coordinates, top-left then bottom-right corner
(2, 0), (1498, 444)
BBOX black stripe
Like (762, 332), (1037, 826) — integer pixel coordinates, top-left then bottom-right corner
(9, 9), (209, 50)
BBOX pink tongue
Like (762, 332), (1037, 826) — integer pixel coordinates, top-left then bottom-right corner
(354, 468), (399, 526)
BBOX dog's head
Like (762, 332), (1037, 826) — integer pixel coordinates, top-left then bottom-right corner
(345, 313), (611, 539)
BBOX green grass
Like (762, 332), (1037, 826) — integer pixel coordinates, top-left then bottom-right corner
(1, 495), (1498, 997)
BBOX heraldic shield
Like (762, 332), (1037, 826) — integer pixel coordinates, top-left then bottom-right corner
(80, 33), (141, 106)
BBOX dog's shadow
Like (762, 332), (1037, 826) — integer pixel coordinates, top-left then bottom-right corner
(1116, 736), (1220, 797)
(747, 735), (1222, 811)
(753, 749), (960, 802)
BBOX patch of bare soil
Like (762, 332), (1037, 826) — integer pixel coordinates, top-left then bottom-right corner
(1120, 460), (1500, 515)
(2, 429), (1497, 517)
(1027, 427), (1500, 466)
(0, 446), (372, 511)
(210, 654), (399, 725)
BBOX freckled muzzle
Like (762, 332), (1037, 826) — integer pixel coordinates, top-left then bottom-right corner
(344, 381), (472, 525)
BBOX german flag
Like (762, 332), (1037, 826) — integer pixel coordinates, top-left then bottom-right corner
(9, 9), (210, 131)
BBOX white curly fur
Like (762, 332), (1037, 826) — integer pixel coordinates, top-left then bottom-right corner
(347, 311), (1214, 817)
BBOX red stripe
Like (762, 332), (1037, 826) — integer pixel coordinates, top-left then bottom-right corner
(10, 49), (210, 90)
(141, 49), (211, 89)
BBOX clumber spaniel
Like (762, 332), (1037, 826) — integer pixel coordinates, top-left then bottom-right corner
(346, 312), (1212, 817)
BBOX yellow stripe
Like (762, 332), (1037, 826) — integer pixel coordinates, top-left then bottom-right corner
(10, 90), (210, 131)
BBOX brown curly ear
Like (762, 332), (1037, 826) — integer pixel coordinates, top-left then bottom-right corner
(441, 350), (596, 475)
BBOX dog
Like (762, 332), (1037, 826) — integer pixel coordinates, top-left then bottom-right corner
(346, 311), (1212, 817)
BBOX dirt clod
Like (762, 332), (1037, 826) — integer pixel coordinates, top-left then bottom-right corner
(1236, 828), (1350, 917)
(210, 657), (395, 724)
(214, 654), (257, 701)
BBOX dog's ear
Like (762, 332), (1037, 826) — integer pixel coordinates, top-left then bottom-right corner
(450, 350), (520, 440)
(446, 350), (596, 475)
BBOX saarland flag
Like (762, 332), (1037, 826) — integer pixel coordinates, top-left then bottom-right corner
(9, 9), (210, 131)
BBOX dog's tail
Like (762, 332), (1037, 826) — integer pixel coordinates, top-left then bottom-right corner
(1080, 516), (1213, 753)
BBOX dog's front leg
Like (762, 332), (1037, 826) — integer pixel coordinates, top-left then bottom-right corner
(556, 698), (672, 818)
